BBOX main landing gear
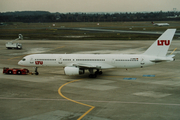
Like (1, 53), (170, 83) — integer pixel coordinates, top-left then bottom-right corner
(88, 69), (102, 78)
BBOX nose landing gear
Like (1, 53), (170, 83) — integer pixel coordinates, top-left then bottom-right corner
(34, 67), (39, 75)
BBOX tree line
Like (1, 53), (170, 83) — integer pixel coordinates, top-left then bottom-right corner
(0, 11), (180, 23)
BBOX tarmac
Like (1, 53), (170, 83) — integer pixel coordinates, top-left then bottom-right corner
(0, 40), (180, 120)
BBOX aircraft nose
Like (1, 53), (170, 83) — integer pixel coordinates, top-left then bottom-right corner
(18, 61), (22, 65)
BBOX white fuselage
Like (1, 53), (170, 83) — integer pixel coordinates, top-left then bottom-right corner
(18, 54), (155, 69)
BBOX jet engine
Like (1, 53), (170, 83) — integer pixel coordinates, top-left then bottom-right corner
(64, 67), (84, 75)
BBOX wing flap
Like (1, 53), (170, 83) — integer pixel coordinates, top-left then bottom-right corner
(150, 55), (175, 63)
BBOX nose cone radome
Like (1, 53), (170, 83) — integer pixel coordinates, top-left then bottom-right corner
(18, 61), (22, 65)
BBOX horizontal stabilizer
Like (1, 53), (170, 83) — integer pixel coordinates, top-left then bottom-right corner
(166, 55), (175, 58)
(150, 55), (175, 63)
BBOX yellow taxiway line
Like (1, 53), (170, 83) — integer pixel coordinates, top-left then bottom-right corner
(170, 48), (177, 55)
(58, 79), (95, 120)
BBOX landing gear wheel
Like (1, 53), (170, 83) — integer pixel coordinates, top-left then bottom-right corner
(34, 67), (39, 75)
(35, 72), (39, 75)
(93, 74), (97, 78)
(89, 74), (97, 78)
(99, 71), (102, 75)
(88, 69), (103, 78)
(89, 74), (93, 78)
(95, 70), (103, 75)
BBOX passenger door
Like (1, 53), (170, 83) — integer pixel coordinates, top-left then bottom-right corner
(30, 57), (34, 64)
(58, 57), (63, 64)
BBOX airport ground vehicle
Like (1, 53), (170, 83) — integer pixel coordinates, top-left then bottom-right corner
(3, 67), (29, 75)
(6, 34), (23, 49)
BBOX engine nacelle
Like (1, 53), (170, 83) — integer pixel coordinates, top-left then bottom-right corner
(64, 67), (84, 75)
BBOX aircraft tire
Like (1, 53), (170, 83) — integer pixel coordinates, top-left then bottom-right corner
(99, 71), (103, 75)
(89, 74), (97, 78)
(35, 72), (39, 75)
(95, 71), (102, 75)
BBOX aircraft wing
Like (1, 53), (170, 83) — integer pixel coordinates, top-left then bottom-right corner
(72, 63), (101, 69)
(71, 63), (114, 69)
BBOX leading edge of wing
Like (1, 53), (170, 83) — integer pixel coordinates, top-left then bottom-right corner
(71, 63), (114, 69)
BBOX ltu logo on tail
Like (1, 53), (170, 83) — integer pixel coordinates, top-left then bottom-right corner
(157, 40), (170, 46)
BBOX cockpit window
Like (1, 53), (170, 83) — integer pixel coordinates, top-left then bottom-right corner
(22, 58), (26, 61)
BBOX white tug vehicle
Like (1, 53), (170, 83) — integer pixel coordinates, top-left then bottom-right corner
(6, 34), (23, 49)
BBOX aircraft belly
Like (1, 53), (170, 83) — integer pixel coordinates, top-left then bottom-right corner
(115, 61), (141, 68)
(100, 64), (115, 69)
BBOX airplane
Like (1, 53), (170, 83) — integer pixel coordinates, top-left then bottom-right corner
(152, 22), (169, 26)
(18, 29), (176, 78)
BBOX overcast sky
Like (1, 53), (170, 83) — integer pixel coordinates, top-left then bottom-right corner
(0, 0), (179, 13)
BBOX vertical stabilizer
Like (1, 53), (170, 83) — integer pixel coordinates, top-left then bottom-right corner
(143, 29), (176, 57)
